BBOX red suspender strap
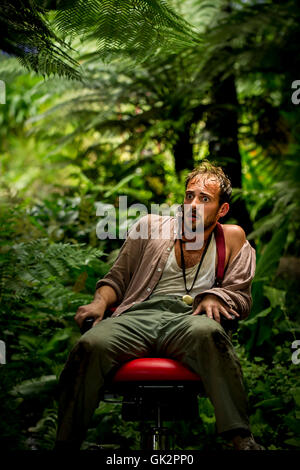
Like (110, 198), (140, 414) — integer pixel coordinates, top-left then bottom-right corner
(214, 222), (226, 287)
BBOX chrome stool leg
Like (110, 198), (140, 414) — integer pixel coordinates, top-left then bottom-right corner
(140, 404), (172, 450)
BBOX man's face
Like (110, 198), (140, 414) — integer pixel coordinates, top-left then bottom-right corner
(183, 175), (224, 234)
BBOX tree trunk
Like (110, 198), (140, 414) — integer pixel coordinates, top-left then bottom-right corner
(173, 124), (194, 173)
(172, 104), (205, 173)
(206, 75), (253, 235)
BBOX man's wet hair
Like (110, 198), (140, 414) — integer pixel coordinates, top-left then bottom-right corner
(185, 160), (232, 206)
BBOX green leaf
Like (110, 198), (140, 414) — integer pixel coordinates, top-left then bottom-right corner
(242, 307), (272, 326)
(284, 438), (300, 448)
(254, 226), (287, 282)
(40, 329), (73, 357)
(254, 398), (284, 410)
(104, 173), (137, 198)
(291, 388), (300, 408)
(10, 375), (57, 398)
(263, 286), (286, 310)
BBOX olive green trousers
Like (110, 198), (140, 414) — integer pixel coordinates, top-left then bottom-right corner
(56, 295), (250, 446)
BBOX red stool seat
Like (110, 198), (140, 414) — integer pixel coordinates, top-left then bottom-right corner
(112, 358), (201, 383)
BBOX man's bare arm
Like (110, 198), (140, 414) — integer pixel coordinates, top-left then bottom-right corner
(74, 285), (118, 328)
(224, 224), (246, 265)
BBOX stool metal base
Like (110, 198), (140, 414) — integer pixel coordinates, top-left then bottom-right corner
(141, 426), (173, 450)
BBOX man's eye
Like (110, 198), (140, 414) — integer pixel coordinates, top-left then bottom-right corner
(186, 194), (193, 200)
(203, 196), (209, 202)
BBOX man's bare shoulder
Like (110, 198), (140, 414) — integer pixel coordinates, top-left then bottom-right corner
(221, 224), (247, 261)
(222, 224), (246, 243)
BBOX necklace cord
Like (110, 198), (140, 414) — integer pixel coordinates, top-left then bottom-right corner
(179, 233), (213, 295)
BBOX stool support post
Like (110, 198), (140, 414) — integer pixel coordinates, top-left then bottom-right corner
(157, 404), (161, 428)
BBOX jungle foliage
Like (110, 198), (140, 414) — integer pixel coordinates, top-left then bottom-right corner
(0, 0), (299, 451)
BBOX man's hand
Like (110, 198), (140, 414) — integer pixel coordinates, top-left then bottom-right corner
(75, 299), (107, 329)
(192, 294), (239, 324)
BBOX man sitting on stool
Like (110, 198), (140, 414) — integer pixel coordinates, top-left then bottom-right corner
(55, 161), (263, 451)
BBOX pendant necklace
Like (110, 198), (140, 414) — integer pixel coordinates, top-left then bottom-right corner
(179, 233), (212, 305)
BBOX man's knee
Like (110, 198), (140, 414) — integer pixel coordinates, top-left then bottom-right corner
(188, 316), (229, 345)
(77, 328), (110, 355)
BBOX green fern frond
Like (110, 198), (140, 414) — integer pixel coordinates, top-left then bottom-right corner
(15, 238), (103, 277)
(0, 237), (107, 315)
(53, 0), (200, 63)
(0, 0), (81, 79)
